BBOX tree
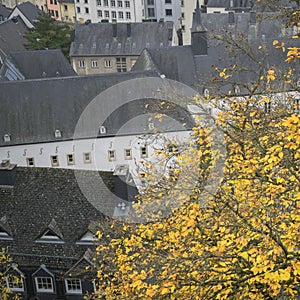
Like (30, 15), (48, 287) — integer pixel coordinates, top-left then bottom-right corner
(0, 248), (20, 300)
(24, 13), (71, 59)
(91, 2), (300, 299)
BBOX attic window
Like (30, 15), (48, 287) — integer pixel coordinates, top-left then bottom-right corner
(65, 278), (82, 294)
(36, 229), (64, 244)
(132, 42), (136, 48)
(35, 277), (54, 293)
(55, 129), (62, 138)
(76, 231), (97, 245)
(99, 126), (106, 134)
(105, 43), (110, 48)
(117, 43), (121, 48)
(0, 227), (13, 240)
(3, 134), (11, 142)
(92, 43), (96, 48)
(6, 275), (25, 292)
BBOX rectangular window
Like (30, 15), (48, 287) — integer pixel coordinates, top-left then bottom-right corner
(140, 146), (148, 158)
(67, 154), (75, 165)
(96, 0), (101, 5)
(165, 0), (171, 3)
(147, 0), (154, 4)
(165, 9), (172, 16)
(26, 157), (35, 167)
(97, 10), (102, 17)
(112, 11), (116, 18)
(125, 0), (130, 7)
(105, 10), (109, 18)
(118, 0), (122, 7)
(35, 277), (54, 293)
(55, 10), (58, 17)
(6, 277), (24, 292)
(148, 7), (155, 17)
(116, 57), (127, 72)
(264, 102), (271, 114)
(85, 7), (89, 13)
(77, 6), (81, 13)
(124, 148), (132, 160)
(64, 5), (68, 10)
(50, 155), (59, 167)
(104, 59), (111, 68)
(50, 0), (53, 3)
(108, 150), (116, 161)
(104, 0), (108, 5)
(126, 12), (131, 19)
(91, 60), (98, 68)
(85, 0), (88, 3)
(181, 0), (184, 6)
(83, 152), (92, 163)
(65, 279), (82, 294)
(118, 11), (123, 19)
(78, 60), (85, 68)
(111, 0), (115, 6)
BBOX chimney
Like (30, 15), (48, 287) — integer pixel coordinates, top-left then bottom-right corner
(127, 23), (131, 37)
(112, 20), (117, 37)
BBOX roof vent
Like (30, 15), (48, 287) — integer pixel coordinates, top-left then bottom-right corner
(3, 134), (10, 142)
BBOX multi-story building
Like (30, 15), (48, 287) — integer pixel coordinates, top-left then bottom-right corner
(70, 21), (178, 75)
(58, 0), (76, 22)
(46, 0), (61, 20)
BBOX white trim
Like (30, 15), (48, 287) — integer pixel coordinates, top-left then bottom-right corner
(35, 276), (54, 293)
(64, 278), (82, 294)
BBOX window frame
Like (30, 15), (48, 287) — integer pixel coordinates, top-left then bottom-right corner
(50, 155), (59, 167)
(140, 146), (148, 158)
(35, 276), (54, 293)
(67, 154), (75, 165)
(65, 278), (82, 295)
(83, 152), (92, 164)
(124, 148), (132, 160)
(26, 157), (35, 167)
(6, 276), (25, 292)
(108, 150), (116, 161)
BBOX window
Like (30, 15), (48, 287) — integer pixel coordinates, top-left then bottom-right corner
(118, 0), (122, 7)
(124, 148), (132, 160)
(50, 155), (59, 167)
(84, 0), (88, 3)
(65, 279), (82, 294)
(148, 7), (155, 17)
(264, 101), (271, 114)
(165, 9), (172, 16)
(55, 10), (59, 17)
(116, 57), (127, 72)
(76, 231), (97, 244)
(3, 134), (10, 142)
(105, 10), (109, 18)
(99, 125), (106, 133)
(118, 11), (123, 19)
(181, 0), (184, 6)
(77, 7), (81, 13)
(112, 11), (116, 18)
(165, 0), (171, 3)
(293, 98), (300, 112)
(50, 0), (53, 3)
(104, 0), (108, 5)
(108, 150), (116, 161)
(85, 7), (89, 13)
(125, 0), (130, 7)
(35, 277), (54, 293)
(96, 0), (101, 5)
(0, 227), (12, 240)
(126, 12), (131, 19)
(111, 0), (115, 6)
(6, 276), (24, 292)
(83, 152), (92, 163)
(97, 10), (102, 17)
(64, 5), (68, 10)
(91, 60), (98, 68)
(181, 12), (184, 19)
(140, 146), (148, 158)
(26, 157), (35, 167)
(147, 0), (154, 4)
(103, 59), (111, 68)
(78, 60), (85, 68)
(67, 154), (75, 165)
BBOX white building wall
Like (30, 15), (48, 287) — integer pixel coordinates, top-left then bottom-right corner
(0, 131), (191, 172)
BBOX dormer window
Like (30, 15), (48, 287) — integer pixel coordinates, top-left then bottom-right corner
(33, 265), (55, 294)
(76, 231), (97, 245)
(54, 129), (62, 138)
(5, 264), (25, 292)
(65, 278), (82, 294)
(36, 229), (64, 244)
(3, 134), (10, 142)
(99, 126), (106, 134)
(0, 227), (13, 240)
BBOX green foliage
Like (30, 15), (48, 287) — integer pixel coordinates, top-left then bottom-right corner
(24, 13), (71, 59)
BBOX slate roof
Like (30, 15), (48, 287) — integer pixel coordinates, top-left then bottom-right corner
(0, 49), (77, 80)
(0, 167), (114, 270)
(12, 1), (41, 24)
(0, 17), (28, 64)
(70, 22), (174, 57)
(0, 4), (10, 20)
(207, 0), (230, 8)
(0, 70), (194, 146)
(133, 10), (300, 94)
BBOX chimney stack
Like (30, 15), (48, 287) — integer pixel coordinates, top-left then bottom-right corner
(127, 23), (131, 37)
(112, 20), (117, 37)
